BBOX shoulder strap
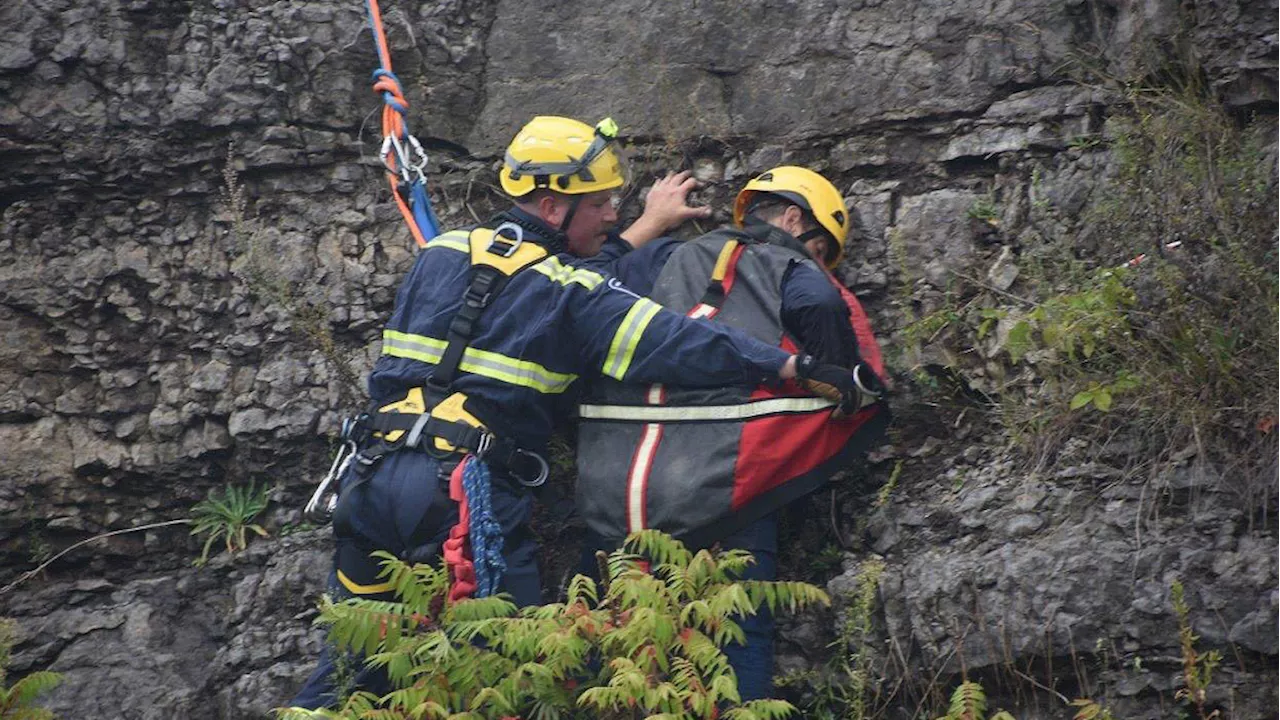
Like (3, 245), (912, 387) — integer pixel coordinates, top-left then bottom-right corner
(425, 223), (549, 405)
(696, 229), (756, 311)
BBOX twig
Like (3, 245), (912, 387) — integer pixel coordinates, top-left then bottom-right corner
(949, 270), (1041, 308)
(0, 519), (191, 597)
(1009, 667), (1071, 704)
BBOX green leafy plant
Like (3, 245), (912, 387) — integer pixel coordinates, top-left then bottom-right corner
(278, 530), (827, 719)
(966, 197), (999, 225)
(894, 72), (1277, 491)
(1171, 579), (1222, 719)
(934, 681), (1015, 720)
(0, 619), (62, 720)
(779, 558), (885, 720)
(189, 482), (270, 566)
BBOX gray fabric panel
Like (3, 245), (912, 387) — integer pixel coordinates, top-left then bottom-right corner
(641, 420), (743, 538)
(576, 419), (643, 540)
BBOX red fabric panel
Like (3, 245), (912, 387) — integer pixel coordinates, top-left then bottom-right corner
(730, 385), (874, 510)
(827, 271), (885, 379)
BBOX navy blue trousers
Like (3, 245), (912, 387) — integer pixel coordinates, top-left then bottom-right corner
(579, 513), (779, 701)
(290, 451), (540, 710)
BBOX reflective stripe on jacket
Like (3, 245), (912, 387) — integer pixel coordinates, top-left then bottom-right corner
(366, 210), (791, 453)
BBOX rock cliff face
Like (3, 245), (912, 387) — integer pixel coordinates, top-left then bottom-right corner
(0, 0), (1274, 718)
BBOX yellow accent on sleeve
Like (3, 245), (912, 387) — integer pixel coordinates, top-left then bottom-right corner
(381, 330), (578, 394)
(531, 257), (604, 290)
(602, 298), (662, 380)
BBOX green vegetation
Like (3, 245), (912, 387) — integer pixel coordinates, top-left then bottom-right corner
(278, 530), (828, 719)
(935, 681), (1015, 720)
(784, 558), (884, 720)
(189, 481), (271, 566)
(0, 619), (61, 720)
(1171, 579), (1222, 719)
(902, 78), (1277, 489)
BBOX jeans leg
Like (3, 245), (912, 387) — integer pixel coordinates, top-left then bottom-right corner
(717, 514), (778, 701)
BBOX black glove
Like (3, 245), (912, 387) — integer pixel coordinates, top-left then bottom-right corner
(796, 355), (883, 418)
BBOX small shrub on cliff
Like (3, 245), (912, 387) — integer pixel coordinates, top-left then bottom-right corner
(1170, 579), (1222, 720)
(0, 619), (61, 720)
(278, 530), (827, 719)
(189, 481), (270, 566)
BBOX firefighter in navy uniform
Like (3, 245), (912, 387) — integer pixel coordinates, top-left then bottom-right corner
(289, 120), (871, 709)
(576, 166), (890, 700)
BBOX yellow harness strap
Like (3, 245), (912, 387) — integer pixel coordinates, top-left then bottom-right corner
(710, 239), (740, 283)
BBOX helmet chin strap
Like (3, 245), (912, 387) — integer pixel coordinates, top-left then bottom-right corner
(558, 194), (584, 235)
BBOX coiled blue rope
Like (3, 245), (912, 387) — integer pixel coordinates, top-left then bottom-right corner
(463, 456), (506, 597)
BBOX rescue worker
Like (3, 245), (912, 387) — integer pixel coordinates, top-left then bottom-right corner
(289, 120), (871, 709)
(575, 165), (890, 701)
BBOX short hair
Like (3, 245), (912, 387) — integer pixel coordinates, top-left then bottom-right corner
(746, 194), (821, 234)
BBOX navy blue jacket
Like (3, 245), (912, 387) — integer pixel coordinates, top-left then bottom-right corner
(367, 209), (791, 453)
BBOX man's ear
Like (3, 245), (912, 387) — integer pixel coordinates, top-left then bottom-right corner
(782, 205), (807, 236)
(536, 193), (566, 226)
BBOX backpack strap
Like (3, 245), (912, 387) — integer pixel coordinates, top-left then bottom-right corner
(694, 230), (755, 314)
(424, 223), (549, 406)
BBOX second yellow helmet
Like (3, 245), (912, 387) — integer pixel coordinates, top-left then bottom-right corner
(734, 166), (849, 268)
(500, 116), (629, 198)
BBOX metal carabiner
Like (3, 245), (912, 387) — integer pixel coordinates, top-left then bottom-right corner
(379, 134), (415, 184)
(304, 439), (357, 523)
(405, 133), (430, 183)
(513, 448), (549, 488)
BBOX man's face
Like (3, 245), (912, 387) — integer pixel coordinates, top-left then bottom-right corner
(804, 235), (830, 265)
(559, 190), (619, 256)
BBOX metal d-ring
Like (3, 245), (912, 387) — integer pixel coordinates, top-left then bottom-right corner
(513, 449), (549, 487)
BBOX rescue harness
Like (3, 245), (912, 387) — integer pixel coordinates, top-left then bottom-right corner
(302, 1), (554, 601)
(306, 225), (552, 601)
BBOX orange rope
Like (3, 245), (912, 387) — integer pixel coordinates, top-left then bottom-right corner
(366, 0), (429, 248)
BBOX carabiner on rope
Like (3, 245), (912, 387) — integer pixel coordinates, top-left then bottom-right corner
(379, 133), (430, 185)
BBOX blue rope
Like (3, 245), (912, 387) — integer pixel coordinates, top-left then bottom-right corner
(371, 69), (410, 114)
(409, 175), (442, 240)
(463, 456), (506, 597)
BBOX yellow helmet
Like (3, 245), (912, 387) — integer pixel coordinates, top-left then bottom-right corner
(734, 166), (849, 268)
(500, 116), (629, 198)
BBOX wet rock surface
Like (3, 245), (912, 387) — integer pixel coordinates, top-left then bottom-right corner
(1, 0), (1275, 717)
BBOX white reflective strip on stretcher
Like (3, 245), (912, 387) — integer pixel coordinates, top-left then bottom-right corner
(580, 395), (836, 422)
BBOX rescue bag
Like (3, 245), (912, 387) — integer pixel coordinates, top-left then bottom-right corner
(577, 229), (889, 548)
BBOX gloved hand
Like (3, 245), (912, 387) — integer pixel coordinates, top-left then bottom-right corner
(795, 354), (884, 418)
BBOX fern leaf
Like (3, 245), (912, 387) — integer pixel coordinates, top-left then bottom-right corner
(945, 681), (988, 720)
(5, 671), (61, 707)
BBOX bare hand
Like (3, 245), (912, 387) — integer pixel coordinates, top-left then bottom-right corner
(644, 170), (713, 228)
(620, 171), (714, 248)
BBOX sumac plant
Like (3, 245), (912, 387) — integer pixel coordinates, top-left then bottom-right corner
(279, 530), (828, 720)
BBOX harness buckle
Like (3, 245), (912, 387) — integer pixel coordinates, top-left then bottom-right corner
(488, 222), (524, 258)
(474, 431), (494, 459)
